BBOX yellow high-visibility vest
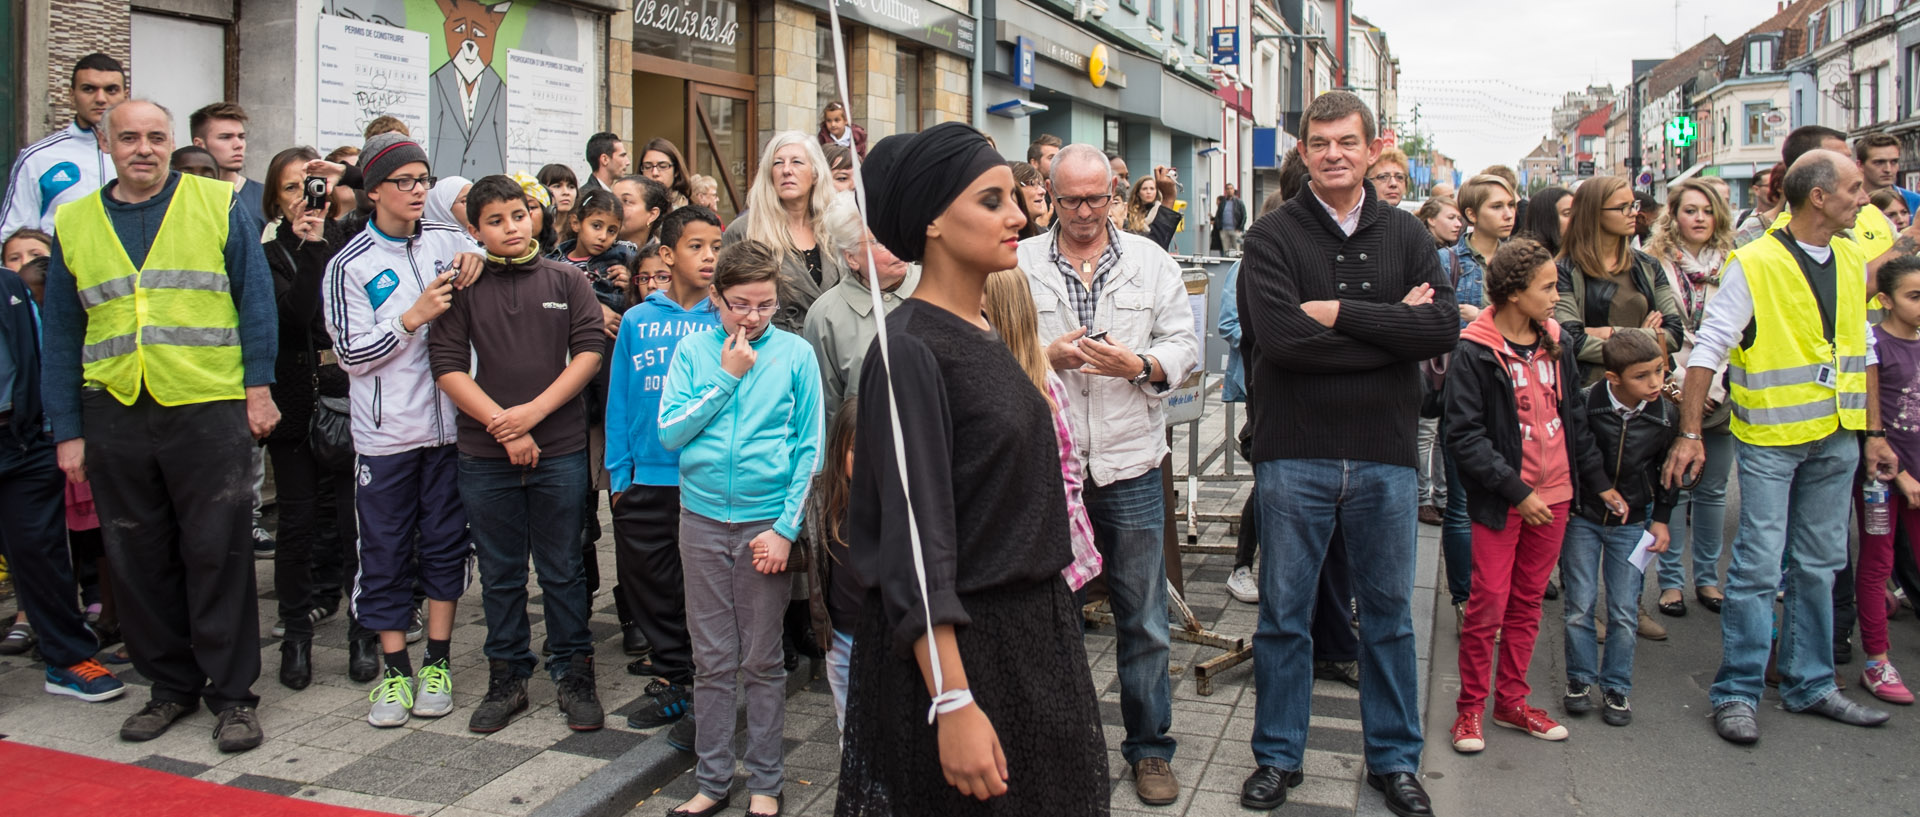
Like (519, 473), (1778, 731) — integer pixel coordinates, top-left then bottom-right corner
(1725, 230), (1868, 446)
(54, 173), (243, 406)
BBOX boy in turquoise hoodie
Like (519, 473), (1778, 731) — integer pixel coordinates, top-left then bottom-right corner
(656, 238), (822, 817)
(604, 205), (722, 736)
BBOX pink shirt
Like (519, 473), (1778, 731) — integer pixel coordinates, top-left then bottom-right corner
(1048, 372), (1102, 590)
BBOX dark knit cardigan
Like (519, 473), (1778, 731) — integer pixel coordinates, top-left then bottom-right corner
(1236, 182), (1461, 467)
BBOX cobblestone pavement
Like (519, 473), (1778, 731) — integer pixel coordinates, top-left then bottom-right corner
(622, 422), (1443, 816)
(0, 500), (673, 817)
(0, 397), (1438, 817)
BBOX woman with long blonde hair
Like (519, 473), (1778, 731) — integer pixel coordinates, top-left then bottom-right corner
(723, 131), (846, 332)
(1641, 177), (1736, 618)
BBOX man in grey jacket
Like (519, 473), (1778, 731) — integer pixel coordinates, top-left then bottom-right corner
(1018, 142), (1199, 808)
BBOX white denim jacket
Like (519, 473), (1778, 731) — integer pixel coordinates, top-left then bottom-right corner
(1019, 230), (1200, 487)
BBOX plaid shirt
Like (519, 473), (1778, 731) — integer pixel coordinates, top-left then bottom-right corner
(1051, 221), (1124, 330)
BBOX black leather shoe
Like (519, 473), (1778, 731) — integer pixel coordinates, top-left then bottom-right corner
(1367, 771), (1433, 817)
(1714, 700), (1760, 744)
(1835, 637), (1854, 665)
(279, 640), (312, 690)
(348, 637), (379, 683)
(1793, 690), (1891, 727)
(666, 794), (729, 817)
(1239, 766), (1303, 810)
(1695, 588), (1724, 614)
(623, 625), (651, 657)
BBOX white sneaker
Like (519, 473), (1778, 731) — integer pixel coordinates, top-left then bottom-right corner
(1226, 566), (1259, 604)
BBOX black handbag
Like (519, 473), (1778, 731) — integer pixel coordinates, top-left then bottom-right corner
(274, 242), (357, 470)
(308, 392), (355, 471)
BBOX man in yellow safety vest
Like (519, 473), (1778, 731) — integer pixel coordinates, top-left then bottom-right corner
(1665, 149), (1900, 745)
(38, 99), (280, 754)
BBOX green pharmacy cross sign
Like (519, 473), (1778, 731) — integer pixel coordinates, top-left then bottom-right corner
(1665, 115), (1698, 148)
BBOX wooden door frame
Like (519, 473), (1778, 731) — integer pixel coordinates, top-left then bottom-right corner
(687, 82), (756, 216)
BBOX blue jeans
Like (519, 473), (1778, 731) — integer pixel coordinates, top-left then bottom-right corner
(1441, 448), (1473, 605)
(827, 628), (853, 730)
(1561, 517), (1645, 694)
(459, 450), (593, 680)
(1711, 431), (1856, 710)
(1082, 467), (1175, 765)
(1659, 430), (1734, 591)
(1252, 458), (1423, 774)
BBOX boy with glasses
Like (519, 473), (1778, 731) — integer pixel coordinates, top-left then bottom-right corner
(322, 133), (483, 729)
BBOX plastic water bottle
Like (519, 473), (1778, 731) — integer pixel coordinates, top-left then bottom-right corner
(1865, 479), (1893, 536)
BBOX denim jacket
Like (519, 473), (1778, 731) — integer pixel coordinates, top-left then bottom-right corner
(1436, 234), (1488, 326)
(1218, 260), (1246, 402)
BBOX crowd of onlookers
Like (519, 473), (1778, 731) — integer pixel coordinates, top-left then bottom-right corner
(6, 50), (1919, 817)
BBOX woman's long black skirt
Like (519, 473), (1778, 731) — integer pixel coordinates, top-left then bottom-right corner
(835, 577), (1109, 816)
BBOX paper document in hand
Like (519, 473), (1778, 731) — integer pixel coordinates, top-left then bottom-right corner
(1629, 530), (1657, 573)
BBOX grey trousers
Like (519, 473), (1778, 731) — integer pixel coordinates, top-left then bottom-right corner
(682, 510), (788, 798)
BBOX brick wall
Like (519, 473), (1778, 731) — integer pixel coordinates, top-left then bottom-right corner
(926, 50), (969, 126)
(849, 27), (895, 140)
(756, 0), (816, 141)
(45, 0), (131, 135)
(609, 0), (633, 143)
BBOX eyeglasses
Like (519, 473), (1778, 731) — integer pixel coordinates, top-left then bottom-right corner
(641, 162), (675, 172)
(725, 301), (780, 316)
(1056, 194), (1113, 212)
(385, 175), (436, 192)
(1601, 201), (1644, 215)
(647, 272), (674, 284)
(1369, 172), (1408, 184)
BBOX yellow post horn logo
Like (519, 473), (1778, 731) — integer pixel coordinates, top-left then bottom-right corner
(1089, 44), (1111, 88)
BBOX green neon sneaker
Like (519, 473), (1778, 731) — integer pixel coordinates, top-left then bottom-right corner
(367, 668), (416, 728)
(412, 659), (454, 718)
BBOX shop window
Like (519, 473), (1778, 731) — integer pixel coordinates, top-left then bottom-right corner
(132, 11), (227, 148)
(896, 50), (922, 132)
(818, 21), (851, 114)
(1105, 117), (1124, 158)
(633, 0), (751, 74)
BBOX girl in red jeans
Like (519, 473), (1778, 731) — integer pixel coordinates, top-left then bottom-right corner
(1859, 256), (1920, 705)
(1443, 238), (1623, 752)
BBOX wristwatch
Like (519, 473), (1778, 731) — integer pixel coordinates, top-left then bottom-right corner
(1678, 432), (1703, 441)
(1130, 356), (1153, 386)
(1865, 429), (1889, 438)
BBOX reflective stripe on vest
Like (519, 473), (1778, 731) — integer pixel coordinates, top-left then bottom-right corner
(1724, 230), (1869, 447)
(53, 173), (242, 406)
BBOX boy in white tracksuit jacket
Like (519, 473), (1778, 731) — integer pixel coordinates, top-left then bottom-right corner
(320, 134), (480, 728)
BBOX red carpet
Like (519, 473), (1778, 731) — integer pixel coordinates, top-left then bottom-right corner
(0, 739), (401, 816)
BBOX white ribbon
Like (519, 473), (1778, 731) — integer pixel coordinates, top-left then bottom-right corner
(822, 3), (959, 723)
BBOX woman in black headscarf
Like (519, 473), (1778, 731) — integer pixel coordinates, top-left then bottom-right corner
(838, 122), (1108, 816)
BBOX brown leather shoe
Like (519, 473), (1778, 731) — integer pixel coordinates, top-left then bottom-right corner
(1133, 757), (1179, 806)
(1418, 505), (1443, 526)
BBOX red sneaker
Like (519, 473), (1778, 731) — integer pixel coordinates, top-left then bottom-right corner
(1450, 711), (1485, 753)
(1492, 703), (1569, 741)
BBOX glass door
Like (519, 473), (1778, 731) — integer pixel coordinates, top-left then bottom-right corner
(687, 83), (754, 222)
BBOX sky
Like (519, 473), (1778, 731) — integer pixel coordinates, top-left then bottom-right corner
(1351, 0), (1796, 174)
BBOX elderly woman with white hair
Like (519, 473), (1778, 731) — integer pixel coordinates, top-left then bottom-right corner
(801, 191), (919, 422)
(723, 131), (846, 332)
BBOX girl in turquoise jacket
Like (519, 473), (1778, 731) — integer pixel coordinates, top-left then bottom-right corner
(655, 238), (823, 817)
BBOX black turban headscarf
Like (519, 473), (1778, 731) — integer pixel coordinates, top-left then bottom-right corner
(861, 121), (1006, 263)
